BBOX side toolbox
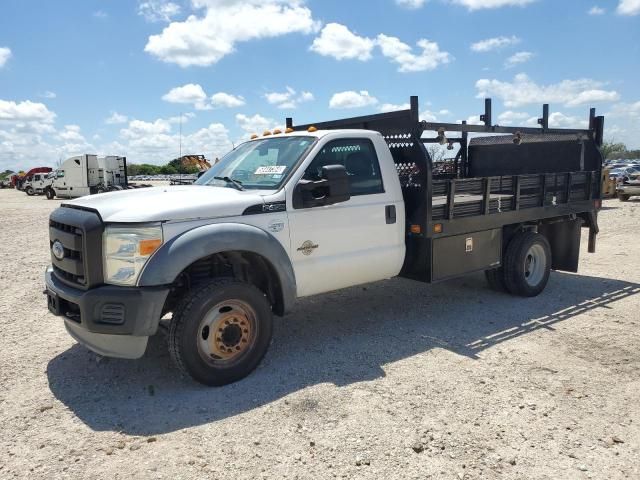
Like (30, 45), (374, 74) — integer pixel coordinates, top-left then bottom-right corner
(431, 229), (502, 282)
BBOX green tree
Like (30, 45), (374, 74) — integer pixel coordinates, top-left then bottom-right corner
(600, 141), (627, 159)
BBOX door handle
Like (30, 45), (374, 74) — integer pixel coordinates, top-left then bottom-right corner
(385, 205), (396, 224)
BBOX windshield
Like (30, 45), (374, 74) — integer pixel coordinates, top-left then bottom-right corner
(196, 136), (315, 190)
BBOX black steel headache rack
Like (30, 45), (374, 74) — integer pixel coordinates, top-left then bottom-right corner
(286, 96), (604, 283)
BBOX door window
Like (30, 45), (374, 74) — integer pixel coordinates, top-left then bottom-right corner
(303, 138), (384, 195)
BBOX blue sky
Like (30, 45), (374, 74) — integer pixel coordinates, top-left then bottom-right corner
(1, 0), (639, 171)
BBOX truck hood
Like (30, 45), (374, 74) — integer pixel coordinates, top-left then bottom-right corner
(63, 185), (269, 222)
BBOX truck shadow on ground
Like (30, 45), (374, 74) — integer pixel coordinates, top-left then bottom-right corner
(47, 271), (640, 435)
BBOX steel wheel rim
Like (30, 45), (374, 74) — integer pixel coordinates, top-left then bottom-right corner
(524, 244), (546, 287)
(197, 300), (257, 365)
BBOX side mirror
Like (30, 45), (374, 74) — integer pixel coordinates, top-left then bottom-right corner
(293, 164), (351, 209)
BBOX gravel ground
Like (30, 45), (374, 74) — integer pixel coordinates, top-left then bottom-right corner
(0, 187), (639, 480)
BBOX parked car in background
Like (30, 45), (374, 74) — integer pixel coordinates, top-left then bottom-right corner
(617, 172), (640, 201)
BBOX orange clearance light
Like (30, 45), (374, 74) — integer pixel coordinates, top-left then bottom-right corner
(139, 239), (162, 256)
(285, 127), (294, 133)
(263, 130), (272, 136)
(250, 134), (258, 139)
(433, 223), (443, 234)
(410, 224), (421, 234)
(272, 129), (282, 135)
(307, 126), (318, 132)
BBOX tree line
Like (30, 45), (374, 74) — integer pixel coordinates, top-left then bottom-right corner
(601, 142), (640, 160)
(127, 159), (201, 176)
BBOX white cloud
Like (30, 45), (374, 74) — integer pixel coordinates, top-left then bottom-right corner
(617, 0), (640, 15)
(310, 23), (375, 61)
(93, 10), (108, 19)
(111, 115), (233, 163)
(264, 87), (314, 109)
(379, 103), (410, 113)
(545, 112), (588, 129)
(145, 0), (319, 67)
(39, 91), (57, 99)
(606, 101), (640, 148)
(167, 112), (196, 124)
(0, 99), (56, 124)
(138, 1), (181, 22)
(235, 113), (279, 135)
(505, 51), (533, 67)
(475, 74), (620, 107)
(377, 34), (451, 72)
(588, 6), (605, 15)
(121, 118), (172, 138)
(210, 92), (245, 108)
(57, 125), (86, 142)
(105, 112), (129, 125)
(0, 47), (12, 68)
(471, 35), (520, 52)
(329, 90), (378, 109)
(162, 83), (210, 110)
(452, 0), (536, 10)
(609, 100), (640, 118)
(497, 110), (529, 123)
(395, 0), (427, 9)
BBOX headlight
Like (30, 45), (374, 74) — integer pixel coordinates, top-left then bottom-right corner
(103, 226), (163, 286)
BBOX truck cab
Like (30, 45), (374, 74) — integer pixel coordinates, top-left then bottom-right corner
(44, 97), (604, 386)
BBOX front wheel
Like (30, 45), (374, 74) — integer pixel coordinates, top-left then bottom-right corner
(503, 231), (551, 297)
(25, 187), (34, 196)
(168, 278), (273, 386)
(619, 194), (630, 202)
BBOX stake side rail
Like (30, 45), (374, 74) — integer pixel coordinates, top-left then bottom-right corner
(426, 170), (600, 238)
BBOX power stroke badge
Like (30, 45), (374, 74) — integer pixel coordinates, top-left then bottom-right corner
(297, 240), (318, 256)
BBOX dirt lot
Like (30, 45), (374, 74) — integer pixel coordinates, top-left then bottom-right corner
(0, 187), (638, 480)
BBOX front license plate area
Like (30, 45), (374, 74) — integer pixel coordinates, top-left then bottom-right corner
(47, 290), (60, 315)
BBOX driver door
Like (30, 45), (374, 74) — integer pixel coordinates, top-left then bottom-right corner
(286, 137), (404, 297)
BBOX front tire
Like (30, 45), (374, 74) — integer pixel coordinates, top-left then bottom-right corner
(619, 194), (630, 202)
(168, 278), (273, 386)
(25, 187), (34, 196)
(503, 231), (551, 297)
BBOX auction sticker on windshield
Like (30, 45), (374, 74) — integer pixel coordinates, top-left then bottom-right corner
(255, 166), (287, 175)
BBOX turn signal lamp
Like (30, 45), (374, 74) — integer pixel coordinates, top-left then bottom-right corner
(433, 223), (443, 234)
(250, 134), (258, 139)
(410, 224), (421, 234)
(308, 126), (318, 132)
(263, 130), (272, 136)
(273, 129), (282, 135)
(139, 238), (162, 256)
(285, 127), (294, 133)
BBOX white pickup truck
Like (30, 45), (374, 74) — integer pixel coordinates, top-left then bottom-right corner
(44, 98), (604, 385)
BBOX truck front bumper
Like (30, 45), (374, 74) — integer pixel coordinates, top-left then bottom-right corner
(44, 267), (170, 359)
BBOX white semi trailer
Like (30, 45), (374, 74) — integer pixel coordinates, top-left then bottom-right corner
(36, 155), (136, 199)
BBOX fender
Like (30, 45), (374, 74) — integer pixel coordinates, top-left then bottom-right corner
(138, 222), (297, 313)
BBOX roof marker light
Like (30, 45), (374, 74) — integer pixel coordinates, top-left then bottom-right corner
(285, 127), (294, 133)
(272, 129), (282, 135)
(308, 126), (317, 133)
(263, 130), (272, 136)
(250, 134), (258, 139)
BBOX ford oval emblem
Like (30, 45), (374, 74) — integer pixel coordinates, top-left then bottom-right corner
(52, 240), (65, 260)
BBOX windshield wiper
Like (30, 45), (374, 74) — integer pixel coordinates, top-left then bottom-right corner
(212, 176), (245, 191)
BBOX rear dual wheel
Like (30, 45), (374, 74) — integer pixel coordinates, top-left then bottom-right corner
(486, 231), (551, 297)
